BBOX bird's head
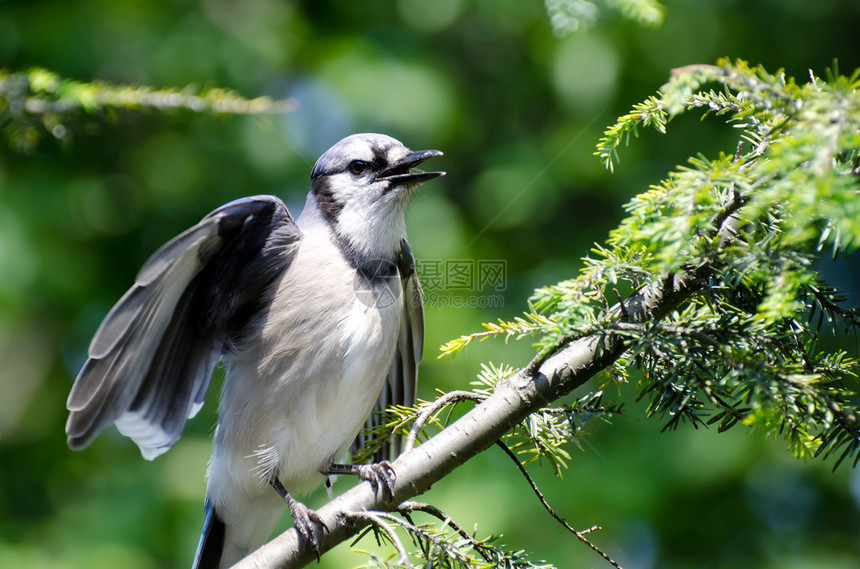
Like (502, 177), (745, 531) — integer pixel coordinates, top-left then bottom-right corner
(309, 133), (444, 262)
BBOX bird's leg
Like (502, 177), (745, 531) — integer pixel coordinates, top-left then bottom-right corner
(270, 476), (327, 559)
(323, 461), (396, 498)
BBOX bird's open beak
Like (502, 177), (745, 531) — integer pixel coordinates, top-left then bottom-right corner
(378, 149), (445, 186)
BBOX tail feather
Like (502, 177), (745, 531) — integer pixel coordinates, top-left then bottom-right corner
(192, 500), (226, 569)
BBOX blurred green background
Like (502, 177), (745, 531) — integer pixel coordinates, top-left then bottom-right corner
(2, 1), (860, 567)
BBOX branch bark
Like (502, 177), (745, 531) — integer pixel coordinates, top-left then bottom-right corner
(235, 206), (743, 569)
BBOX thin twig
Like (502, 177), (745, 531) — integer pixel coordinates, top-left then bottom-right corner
(495, 441), (623, 569)
(404, 391), (485, 451)
(345, 511), (414, 568)
(398, 501), (497, 564)
(613, 288), (628, 320)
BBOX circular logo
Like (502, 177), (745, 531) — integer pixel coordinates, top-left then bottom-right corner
(353, 259), (402, 309)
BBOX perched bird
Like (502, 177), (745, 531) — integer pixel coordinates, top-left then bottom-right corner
(65, 133), (444, 568)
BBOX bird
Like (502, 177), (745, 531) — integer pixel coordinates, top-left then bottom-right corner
(64, 133), (445, 568)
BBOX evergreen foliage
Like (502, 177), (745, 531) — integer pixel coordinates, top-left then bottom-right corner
(350, 503), (555, 569)
(356, 59), (860, 568)
(545, 0), (663, 34)
(0, 68), (294, 152)
(444, 59), (860, 470)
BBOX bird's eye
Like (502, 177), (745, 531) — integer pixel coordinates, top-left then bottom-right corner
(348, 160), (368, 175)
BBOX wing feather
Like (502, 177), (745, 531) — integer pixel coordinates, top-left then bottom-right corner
(66, 195), (301, 459)
(88, 224), (216, 359)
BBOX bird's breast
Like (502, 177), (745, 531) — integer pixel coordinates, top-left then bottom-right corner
(212, 233), (403, 494)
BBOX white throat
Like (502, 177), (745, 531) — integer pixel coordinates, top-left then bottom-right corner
(299, 188), (409, 263)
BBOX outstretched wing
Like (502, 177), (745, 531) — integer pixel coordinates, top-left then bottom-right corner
(66, 195), (302, 460)
(355, 238), (424, 461)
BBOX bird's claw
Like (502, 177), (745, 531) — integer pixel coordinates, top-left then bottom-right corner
(322, 460), (397, 498)
(356, 460), (396, 498)
(286, 497), (328, 560)
(272, 476), (328, 560)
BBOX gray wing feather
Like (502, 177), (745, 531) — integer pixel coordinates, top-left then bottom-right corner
(66, 195), (301, 460)
(355, 239), (424, 461)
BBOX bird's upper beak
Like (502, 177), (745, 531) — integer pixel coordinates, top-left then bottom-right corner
(378, 149), (445, 186)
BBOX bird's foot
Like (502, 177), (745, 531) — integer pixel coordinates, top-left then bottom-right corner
(271, 477), (328, 559)
(324, 461), (396, 498)
(287, 496), (327, 560)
